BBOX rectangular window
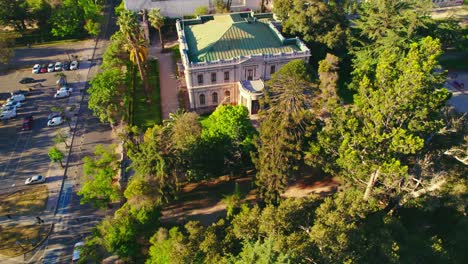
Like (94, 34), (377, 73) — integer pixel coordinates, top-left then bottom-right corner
(224, 71), (230, 81)
(197, 74), (203, 85)
(270, 65), (276, 75)
(211, 72), (217, 83)
(247, 69), (253, 81)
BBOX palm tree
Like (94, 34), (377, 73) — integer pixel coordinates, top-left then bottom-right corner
(117, 10), (150, 100)
(148, 8), (165, 50)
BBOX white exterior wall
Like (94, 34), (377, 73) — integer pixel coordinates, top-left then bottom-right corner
(185, 56), (309, 110)
(124, 0), (270, 17)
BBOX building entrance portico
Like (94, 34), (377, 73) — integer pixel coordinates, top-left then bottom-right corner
(239, 80), (264, 115)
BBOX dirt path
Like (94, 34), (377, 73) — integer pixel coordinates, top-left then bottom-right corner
(161, 170), (340, 226)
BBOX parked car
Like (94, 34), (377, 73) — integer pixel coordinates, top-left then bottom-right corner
(47, 63), (55, 73)
(54, 62), (63, 71)
(54, 89), (70, 98)
(8, 94), (26, 102)
(48, 112), (64, 120)
(40, 64), (48, 73)
(47, 116), (64, 126)
(21, 116), (33, 130)
(32, 64), (41, 74)
(59, 86), (73, 93)
(25, 175), (46, 185)
(70, 60), (79, 70)
(62, 61), (70, 71)
(0, 108), (16, 120)
(72, 242), (84, 263)
(1, 105), (16, 112)
(10, 90), (29, 96)
(19, 77), (35, 84)
(4, 100), (22, 108)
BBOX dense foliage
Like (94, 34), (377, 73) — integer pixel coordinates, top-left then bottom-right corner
(81, 1), (467, 263)
(0, 0), (103, 38)
(78, 145), (121, 208)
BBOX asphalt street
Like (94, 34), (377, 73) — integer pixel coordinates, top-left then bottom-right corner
(40, 0), (119, 263)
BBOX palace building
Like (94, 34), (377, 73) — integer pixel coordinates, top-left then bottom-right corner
(176, 12), (310, 115)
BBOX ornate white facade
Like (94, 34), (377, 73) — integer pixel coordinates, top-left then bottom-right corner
(176, 12), (311, 115)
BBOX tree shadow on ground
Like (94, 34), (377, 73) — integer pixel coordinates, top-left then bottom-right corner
(161, 168), (340, 226)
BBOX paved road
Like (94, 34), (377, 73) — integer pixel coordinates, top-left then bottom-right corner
(40, 0), (119, 263)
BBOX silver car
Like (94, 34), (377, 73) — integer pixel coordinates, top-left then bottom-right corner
(47, 116), (64, 126)
(25, 175), (46, 185)
(70, 60), (79, 70)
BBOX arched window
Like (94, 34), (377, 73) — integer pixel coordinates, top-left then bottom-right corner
(199, 94), (205, 105)
(224, 90), (231, 103)
(212, 92), (218, 104)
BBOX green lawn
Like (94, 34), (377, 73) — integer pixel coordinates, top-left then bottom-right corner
(132, 59), (162, 129)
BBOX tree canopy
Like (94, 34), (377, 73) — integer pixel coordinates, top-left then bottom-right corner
(88, 68), (127, 124)
(255, 60), (317, 204)
(78, 144), (121, 208)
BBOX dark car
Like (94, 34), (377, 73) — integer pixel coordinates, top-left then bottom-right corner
(21, 116), (33, 131)
(40, 64), (48, 73)
(62, 61), (70, 71)
(10, 90), (29, 96)
(19, 77), (35, 84)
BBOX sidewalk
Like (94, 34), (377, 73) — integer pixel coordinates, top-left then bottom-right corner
(149, 36), (179, 120)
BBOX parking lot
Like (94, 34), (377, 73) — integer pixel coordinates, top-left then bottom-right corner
(0, 41), (93, 193)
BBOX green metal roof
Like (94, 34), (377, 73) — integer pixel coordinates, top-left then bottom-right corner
(184, 14), (300, 63)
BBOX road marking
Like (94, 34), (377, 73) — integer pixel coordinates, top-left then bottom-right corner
(0, 130), (27, 178)
(10, 130), (34, 180)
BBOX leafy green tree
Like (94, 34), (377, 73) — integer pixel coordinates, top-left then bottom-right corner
(50, 4), (84, 37)
(222, 183), (245, 219)
(78, 0), (103, 36)
(273, 0), (348, 61)
(194, 6), (208, 16)
(48, 146), (65, 167)
(254, 60), (316, 204)
(53, 129), (69, 148)
(0, 30), (20, 63)
(317, 53), (340, 120)
(148, 8), (165, 49)
(351, 0), (431, 76)
(101, 31), (130, 69)
(88, 68), (126, 124)
(146, 227), (185, 264)
(201, 105), (256, 178)
(311, 37), (451, 202)
(78, 144), (121, 208)
(309, 189), (399, 263)
(146, 222), (205, 264)
(127, 112), (202, 208)
(0, 0), (29, 31)
(27, 0), (51, 30)
(422, 18), (464, 50)
(226, 237), (291, 264)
